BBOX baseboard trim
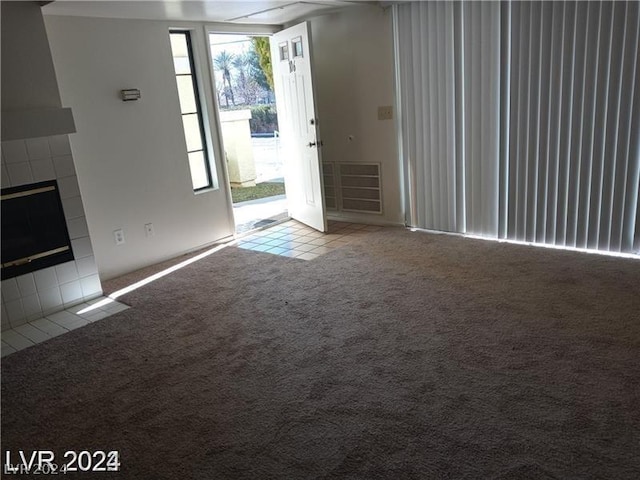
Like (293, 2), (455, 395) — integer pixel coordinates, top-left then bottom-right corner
(327, 214), (403, 228)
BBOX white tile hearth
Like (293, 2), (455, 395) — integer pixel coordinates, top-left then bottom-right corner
(1, 165), (10, 188)
(67, 216), (89, 239)
(58, 174), (81, 199)
(62, 195), (85, 220)
(76, 256), (98, 278)
(2, 140), (29, 164)
(7, 162), (34, 185)
(29, 318), (67, 338)
(2, 330), (35, 351)
(38, 287), (64, 314)
(1, 297), (129, 357)
(53, 155), (76, 178)
(22, 294), (43, 321)
(60, 280), (83, 306)
(71, 238), (93, 259)
(34, 267), (59, 292)
(1, 134), (104, 329)
(80, 275), (101, 298)
(25, 137), (51, 160)
(16, 274), (37, 297)
(48, 135), (72, 157)
(4, 299), (26, 327)
(1, 278), (21, 303)
(55, 262), (79, 285)
(30, 158), (56, 182)
(14, 323), (51, 344)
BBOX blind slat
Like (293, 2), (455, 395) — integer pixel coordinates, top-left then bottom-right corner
(575, 2), (600, 248)
(536, 1), (553, 243)
(618, 3), (640, 252)
(544, 1), (566, 244)
(526, 2), (542, 242)
(599, 2), (627, 250)
(587, 2), (613, 249)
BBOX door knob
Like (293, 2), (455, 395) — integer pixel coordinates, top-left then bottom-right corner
(308, 140), (323, 148)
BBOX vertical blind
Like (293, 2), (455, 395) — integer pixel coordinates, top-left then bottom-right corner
(396, 1), (501, 235)
(395, 1), (640, 254)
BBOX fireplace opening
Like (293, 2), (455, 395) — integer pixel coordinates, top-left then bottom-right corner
(1, 180), (75, 280)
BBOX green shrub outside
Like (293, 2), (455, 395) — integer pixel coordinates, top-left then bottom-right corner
(249, 105), (279, 134)
(231, 182), (285, 203)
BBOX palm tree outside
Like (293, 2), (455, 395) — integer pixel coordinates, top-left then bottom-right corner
(209, 34), (285, 232)
(214, 50), (236, 107)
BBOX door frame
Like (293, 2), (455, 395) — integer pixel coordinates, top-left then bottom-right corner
(202, 24), (283, 234)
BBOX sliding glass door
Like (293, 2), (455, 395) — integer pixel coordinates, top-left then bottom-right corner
(394, 1), (640, 255)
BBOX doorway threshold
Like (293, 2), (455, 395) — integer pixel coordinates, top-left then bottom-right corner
(233, 194), (288, 234)
(236, 212), (290, 235)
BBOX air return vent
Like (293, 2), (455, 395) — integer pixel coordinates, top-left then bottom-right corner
(322, 163), (382, 214)
(322, 162), (338, 211)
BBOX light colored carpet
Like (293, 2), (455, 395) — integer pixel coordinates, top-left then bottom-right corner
(2, 227), (639, 479)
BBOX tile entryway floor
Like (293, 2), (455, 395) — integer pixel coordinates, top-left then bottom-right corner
(1, 220), (384, 357)
(236, 219), (383, 260)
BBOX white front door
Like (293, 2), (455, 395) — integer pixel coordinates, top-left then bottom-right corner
(270, 22), (326, 232)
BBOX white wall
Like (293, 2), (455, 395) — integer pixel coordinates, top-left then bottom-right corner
(1, 2), (61, 111)
(42, 8), (400, 281)
(44, 15), (234, 280)
(308, 6), (403, 225)
(1, 2), (76, 141)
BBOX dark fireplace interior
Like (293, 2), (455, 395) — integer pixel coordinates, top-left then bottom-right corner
(1, 180), (75, 280)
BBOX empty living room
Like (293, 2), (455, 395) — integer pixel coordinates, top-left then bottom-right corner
(2, 1), (639, 478)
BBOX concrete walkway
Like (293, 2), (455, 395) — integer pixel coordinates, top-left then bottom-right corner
(252, 137), (284, 183)
(233, 194), (288, 233)
(228, 137), (287, 233)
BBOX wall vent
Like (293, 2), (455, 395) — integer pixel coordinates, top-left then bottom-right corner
(322, 162), (338, 211)
(322, 162), (382, 214)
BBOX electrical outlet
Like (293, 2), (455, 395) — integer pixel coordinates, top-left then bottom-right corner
(114, 229), (125, 245)
(377, 105), (393, 121)
(144, 223), (154, 237)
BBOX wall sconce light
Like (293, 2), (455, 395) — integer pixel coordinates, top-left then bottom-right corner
(120, 89), (141, 101)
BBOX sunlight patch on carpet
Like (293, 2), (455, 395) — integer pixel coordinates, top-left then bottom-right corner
(77, 240), (237, 315)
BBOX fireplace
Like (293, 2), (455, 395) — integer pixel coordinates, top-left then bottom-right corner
(1, 179), (75, 280)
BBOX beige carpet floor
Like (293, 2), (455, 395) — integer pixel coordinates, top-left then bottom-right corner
(2, 227), (640, 479)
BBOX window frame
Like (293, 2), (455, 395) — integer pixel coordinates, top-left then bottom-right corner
(169, 29), (215, 192)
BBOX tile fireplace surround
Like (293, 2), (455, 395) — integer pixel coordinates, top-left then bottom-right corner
(1, 134), (103, 331)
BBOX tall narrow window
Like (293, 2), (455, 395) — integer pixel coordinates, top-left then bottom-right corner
(169, 31), (214, 191)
